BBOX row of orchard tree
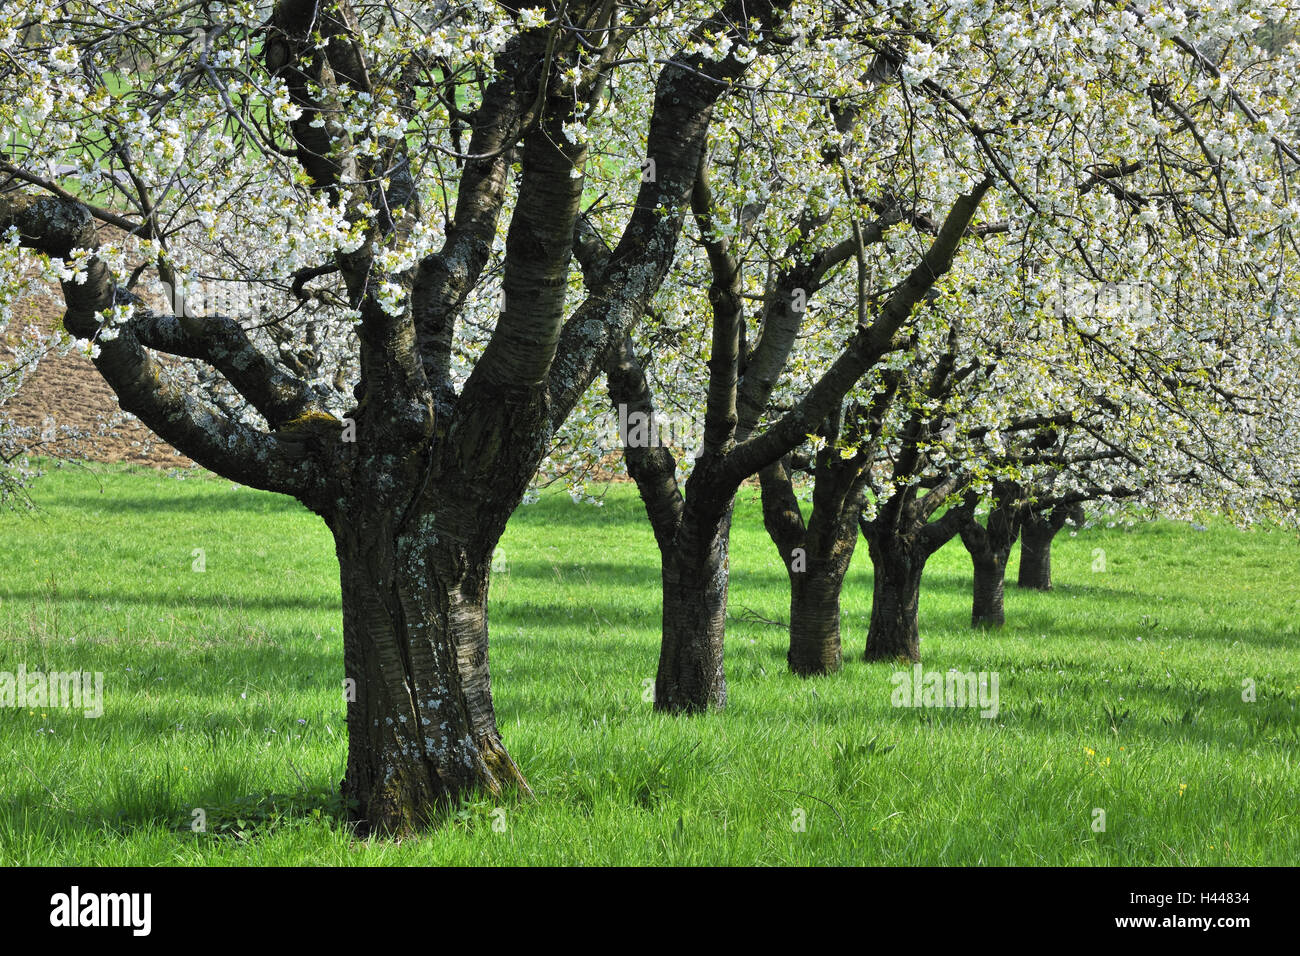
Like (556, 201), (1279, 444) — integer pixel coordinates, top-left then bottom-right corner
(1, 0), (1298, 832)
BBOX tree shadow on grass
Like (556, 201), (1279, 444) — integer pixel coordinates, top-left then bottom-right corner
(729, 667), (1296, 760)
(0, 778), (355, 843)
(0, 585), (335, 613)
(733, 640), (1300, 756)
(986, 676), (1297, 756)
(492, 598), (664, 634)
(56, 490), (310, 517)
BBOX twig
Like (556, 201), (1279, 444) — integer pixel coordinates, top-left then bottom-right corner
(731, 604), (785, 628)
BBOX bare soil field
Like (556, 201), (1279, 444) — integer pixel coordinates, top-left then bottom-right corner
(2, 289), (193, 470)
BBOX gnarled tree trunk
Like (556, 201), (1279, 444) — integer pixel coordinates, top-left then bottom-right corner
(332, 504), (526, 833)
(655, 501), (733, 712)
(860, 485), (974, 662)
(759, 453), (867, 676)
(969, 548), (1009, 627)
(959, 488), (1023, 627)
(1017, 516), (1054, 590)
(324, 380), (549, 832)
(1017, 507), (1071, 590)
(788, 555), (853, 675)
(862, 532), (927, 662)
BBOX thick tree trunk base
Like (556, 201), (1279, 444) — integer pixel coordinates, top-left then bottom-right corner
(343, 733), (528, 837)
(1018, 521), (1055, 591)
(655, 507), (732, 713)
(863, 617), (921, 662)
(863, 538), (924, 663)
(971, 554), (1008, 628)
(788, 575), (845, 675)
(333, 509), (528, 835)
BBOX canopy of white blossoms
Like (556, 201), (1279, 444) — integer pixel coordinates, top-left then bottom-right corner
(0, 1), (1296, 521)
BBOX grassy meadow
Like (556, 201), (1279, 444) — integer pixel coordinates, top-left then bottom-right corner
(0, 464), (1297, 865)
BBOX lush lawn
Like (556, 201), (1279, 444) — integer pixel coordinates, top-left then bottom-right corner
(0, 464), (1297, 865)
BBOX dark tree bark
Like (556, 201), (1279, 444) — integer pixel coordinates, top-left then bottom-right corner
(759, 455), (864, 676)
(656, 496), (734, 710)
(1017, 504), (1077, 590)
(969, 549), (1009, 627)
(856, 315), (980, 662)
(606, 335), (733, 711)
(859, 485), (977, 663)
(789, 563), (853, 674)
(757, 385), (892, 676)
(331, 499), (525, 831)
(959, 483), (1025, 627)
(861, 529), (928, 661)
(1017, 514), (1055, 590)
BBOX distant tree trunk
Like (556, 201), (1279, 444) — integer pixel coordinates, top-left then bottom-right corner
(605, 332), (736, 714)
(959, 488), (1023, 627)
(759, 447), (869, 677)
(861, 531), (927, 662)
(788, 555), (855, 674)
(860, 481), (974, 662)
(1017, 516), (1054, 590)
(968, 548), (1009, 627)
(1017, 504), (1077, 590)
(656, 499), (733, 712)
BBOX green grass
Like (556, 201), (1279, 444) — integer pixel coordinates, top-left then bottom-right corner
(0, 464), (1297, 865)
